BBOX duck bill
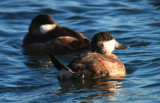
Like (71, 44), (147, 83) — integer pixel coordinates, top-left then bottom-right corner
(115, 41), (130, 49)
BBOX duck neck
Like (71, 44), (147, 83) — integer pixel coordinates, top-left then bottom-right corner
(92, 47), (112, 55)
(104, 51), (113, 56)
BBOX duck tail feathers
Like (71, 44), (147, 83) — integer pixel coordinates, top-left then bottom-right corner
(48, 52), (66, 71)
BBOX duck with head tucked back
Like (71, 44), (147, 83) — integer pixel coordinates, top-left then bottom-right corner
(48, 31), (130, 80)
(23, 14), (90, 54)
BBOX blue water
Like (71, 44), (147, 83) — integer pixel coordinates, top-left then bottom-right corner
(0, 0), (160, 102)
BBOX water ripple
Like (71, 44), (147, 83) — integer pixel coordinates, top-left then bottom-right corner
(0, 0), (160, 102)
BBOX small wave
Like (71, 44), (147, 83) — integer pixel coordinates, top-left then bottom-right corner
(129, 41), (151, 47)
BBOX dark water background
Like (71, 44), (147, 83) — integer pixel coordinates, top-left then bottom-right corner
(0, 0), (160, 102)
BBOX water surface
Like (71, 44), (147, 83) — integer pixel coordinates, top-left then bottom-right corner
(0, 0), (160, 102)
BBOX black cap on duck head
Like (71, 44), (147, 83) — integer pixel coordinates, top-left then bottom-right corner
(91, 31), (129, 54)
(31, 14), (55, 25)
(91, 32), (114, 43)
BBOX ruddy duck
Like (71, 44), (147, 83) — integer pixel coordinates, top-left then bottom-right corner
(23, 14), (90, 54)
(48, 32), (130, 79)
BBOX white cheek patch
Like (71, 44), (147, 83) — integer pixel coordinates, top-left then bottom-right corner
(40, 24), (56, 34)
(103, 39), (116, 52)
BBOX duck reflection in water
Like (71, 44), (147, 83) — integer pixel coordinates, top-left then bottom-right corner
(58, 77), (125, 100)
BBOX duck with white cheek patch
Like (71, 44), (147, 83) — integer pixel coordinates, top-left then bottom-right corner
(23, 14), (90, 54)
(48, 32), (130, 80)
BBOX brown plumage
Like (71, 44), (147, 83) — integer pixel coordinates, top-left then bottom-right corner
(48, 32), (130, 79)
(23, 14), (90, 54)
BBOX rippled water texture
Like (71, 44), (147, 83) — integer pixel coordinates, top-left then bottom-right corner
(0, 0), (160, 102)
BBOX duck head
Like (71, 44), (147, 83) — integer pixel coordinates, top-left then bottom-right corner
(29, 14), (56, 35)
(91, 32), (130, 54)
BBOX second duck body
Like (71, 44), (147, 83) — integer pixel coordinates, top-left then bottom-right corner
(23, 14), (90, 54)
